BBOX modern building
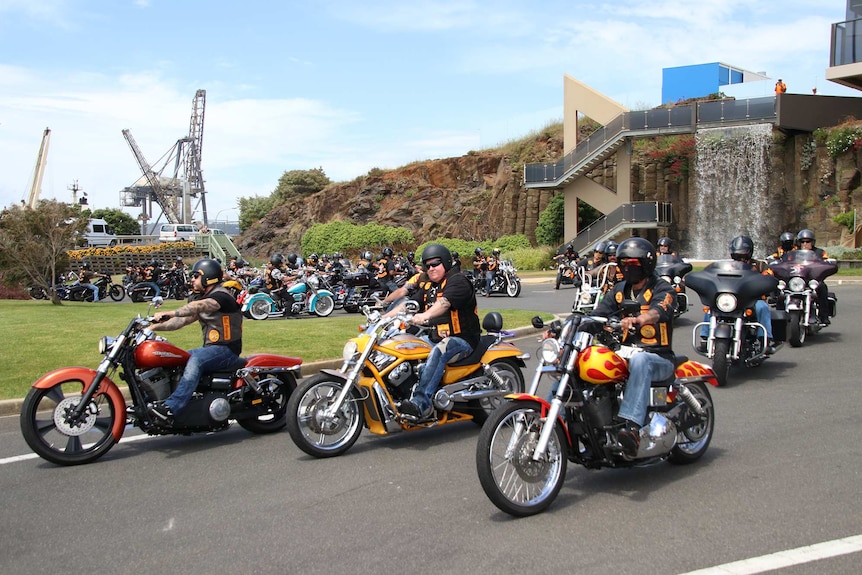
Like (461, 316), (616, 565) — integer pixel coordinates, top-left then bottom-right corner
(827, 0), (862, 90)
(662, 63), (769, 104)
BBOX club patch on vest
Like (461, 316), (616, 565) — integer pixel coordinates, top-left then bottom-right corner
(207, 329), (221, 343)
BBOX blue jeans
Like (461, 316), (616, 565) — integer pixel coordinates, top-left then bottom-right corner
(700, 300), (773, 339)
(82, 283), (99, 301)
(485, 271), (495, 293)
(410, 336), (473, 412)
(617, 352), (674, 426)
(165, 345), (240, 413)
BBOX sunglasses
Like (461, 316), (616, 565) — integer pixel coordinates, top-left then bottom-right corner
(620, 258), (642, 267)
(425, 260), (445, 268)
(799, 239), (813, 243)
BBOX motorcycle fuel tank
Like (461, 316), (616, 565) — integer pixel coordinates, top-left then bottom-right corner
(134, 340), (190, 369)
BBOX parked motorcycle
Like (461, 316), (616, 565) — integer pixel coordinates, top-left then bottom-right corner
(687, 260), (788, 387)
(19, 298), (303, 466)
(471, 260), (522, 297)
(29, 272), (75, 300)
(475, 311), (717, 517)
(769, 250), (838, 347)
(69, 274), (125, 302)
(242, 272), (335, 320)
(655, 254), (693, 319)
(285, 301), (529, 458)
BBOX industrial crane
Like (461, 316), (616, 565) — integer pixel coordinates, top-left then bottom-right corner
(122, 128), (182, 224)
(26, 127), (51, 208)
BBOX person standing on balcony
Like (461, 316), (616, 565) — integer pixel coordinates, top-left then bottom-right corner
(775, 79), (787, 95)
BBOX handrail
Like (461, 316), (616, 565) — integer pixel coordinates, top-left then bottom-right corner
(566, 202), (672, 255)
(526, 96), (776, 187)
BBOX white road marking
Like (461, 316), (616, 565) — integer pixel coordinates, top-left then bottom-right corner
(0, 432), (153, 465)
(678, 534), (862, 574)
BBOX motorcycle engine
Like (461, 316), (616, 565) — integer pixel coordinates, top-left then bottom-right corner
(386, 362), (417, 399)
(137, 367), (176, 401)
(582, 386), (615, 429)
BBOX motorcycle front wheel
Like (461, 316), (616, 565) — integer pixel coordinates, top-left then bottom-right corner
(108, 284), (125, 301)
(669, 382), (715, 464)
(468, 358), (525, 425)
(249, 299), (272, 320)
(554, 272), (562, 290)
(312, 294), (335, 317)
(711, 338), (731, 387)
(286, 374), (365, 458)
(20, 380), (120, 466)
(505, 278), (521, 297)
(476, 401), (567, 517)
(29, 286), (47, 300)
(788, 310), (806, 347)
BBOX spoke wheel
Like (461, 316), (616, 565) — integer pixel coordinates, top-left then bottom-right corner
(20, 380), (120, 466)
(711, 338), (731, 387)
(249, 299), (272, 320)
(669, 382), (715, 463)
(469, 359), (525, 425)
(286, 374), (364, 458)
(506, 278), (521, 297)
(108, 284), (125, 301)
(476, 401), (567, 517)
(788, 310), (805, 347)
(313, 295), (335, 317)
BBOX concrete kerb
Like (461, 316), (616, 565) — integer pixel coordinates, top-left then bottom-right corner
(0, 322), (554, 419)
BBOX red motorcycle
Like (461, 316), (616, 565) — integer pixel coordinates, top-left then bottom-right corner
(19, 299), (303, 466)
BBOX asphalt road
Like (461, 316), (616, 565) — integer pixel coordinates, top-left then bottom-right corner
(1, 281), (860, 575)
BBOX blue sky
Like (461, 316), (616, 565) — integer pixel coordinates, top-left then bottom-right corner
(0, 0), (857, 223)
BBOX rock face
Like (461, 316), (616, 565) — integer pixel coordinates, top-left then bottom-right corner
(235, 125), (861, 258)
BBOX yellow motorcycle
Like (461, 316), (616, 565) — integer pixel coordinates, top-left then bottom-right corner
(286, 301), (530, 458)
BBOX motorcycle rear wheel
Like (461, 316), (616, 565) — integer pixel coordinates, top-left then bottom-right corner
(313, 294), (335, 317)
(236, 373), (296, 433)
(711, 339), (731, 387)
(249, 299), (272, 320)
(286, 374), (364, 458)
(505, 278), (521, 298)
(668, 382), (715, 464)
(788, 310), (806, 347)
(476, 401), (567, 517)
(20, 380), (120, 466)
(554, 272), (562, 290)
(108, 284), (125, 301)
(468, 358), (525, 425)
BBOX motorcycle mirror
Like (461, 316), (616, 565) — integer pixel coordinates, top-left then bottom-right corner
(151, 296), (164, 308)
(405, 300), (420, 313)
(531, 316), (545, 329)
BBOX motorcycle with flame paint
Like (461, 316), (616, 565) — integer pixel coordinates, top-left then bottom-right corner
(19, 298), (303, 466)
(285, 301), (529, 458)
(475, 307), (717, 517)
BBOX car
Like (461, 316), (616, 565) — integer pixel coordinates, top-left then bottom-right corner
(158, 223), (198, 243)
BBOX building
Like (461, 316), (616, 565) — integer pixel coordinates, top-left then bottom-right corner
(827, 0), (862, 90)
(662, 62), (769, 104)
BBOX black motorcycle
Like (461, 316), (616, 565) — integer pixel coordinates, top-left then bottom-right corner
(687, 260), (788, 386)
(471, 260), (522, 297)
(655, 254), (693, 319)
(769, 250), (837, 347)
(342, 268), (389, 313)
(69, 275), (125, 302)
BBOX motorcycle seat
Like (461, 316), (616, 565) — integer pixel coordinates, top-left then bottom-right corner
(449, 334), (496, 367)
(209, 357), (248, 378)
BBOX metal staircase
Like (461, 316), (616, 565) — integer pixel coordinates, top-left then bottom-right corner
(566, 202), (673, 255)
(196, 231), (241, 263)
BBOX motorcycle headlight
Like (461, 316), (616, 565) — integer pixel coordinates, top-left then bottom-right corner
(342, 341), (359, 362)
(540, 338), (562, 364)
(673, 275), (682, 284)
(715, 293), (737, 313)
(788, 277), (806, 292)
(777, 280), (786, 290)
(98, 336), (115, 355)
(808, 279), (820, 290)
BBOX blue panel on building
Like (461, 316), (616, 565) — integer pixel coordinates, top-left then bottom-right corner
(662, 62), (722, 104)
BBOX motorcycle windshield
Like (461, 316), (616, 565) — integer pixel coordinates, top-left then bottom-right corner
(686, 260), (778, 309)
(769, 250), (838, 283)
(655, 255), (693, 277)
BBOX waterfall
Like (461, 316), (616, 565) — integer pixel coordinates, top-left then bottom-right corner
(692, 124), (776, 260)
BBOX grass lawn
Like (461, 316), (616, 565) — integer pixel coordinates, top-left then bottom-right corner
(0, 299), (554, 401)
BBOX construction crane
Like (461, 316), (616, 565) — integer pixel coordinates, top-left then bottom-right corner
(26, 127), (51, 208)
(119, 89), (208, 226)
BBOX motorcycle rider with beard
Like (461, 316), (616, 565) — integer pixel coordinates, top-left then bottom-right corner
(589, 237), (676, 457)
(147, 258), (243, 424)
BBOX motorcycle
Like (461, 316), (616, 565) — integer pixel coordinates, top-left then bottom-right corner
(554, 257), (578, 290)
(69, 274), (125, 302)
(342, 268), (390, 313)
(125, 274), (169, 303)
(242, 271), (335, 320)
(29, 272), (75, 300)
(475, 310), (718, 517)
(160, 269), (190, 300)
(655, 254), (693, 319)
(19, 298), (303, 466)
(285, 301), (529, 458)
(687, 260), (789, 387)
(571, 263), (616, 313)
(484, 260), (522, 297)
(769, 250), (838, 347)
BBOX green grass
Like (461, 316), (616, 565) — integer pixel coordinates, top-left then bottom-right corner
(0, 299), (553, 401)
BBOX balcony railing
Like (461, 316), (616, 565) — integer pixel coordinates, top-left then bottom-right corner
(831, 18), (862, 67)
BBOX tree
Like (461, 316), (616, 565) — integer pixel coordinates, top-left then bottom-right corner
(274, 167), (331, 202)
(90, 207), (141, 235)
(0, 201), (87, 304)
(535, 193), (565, 246)
(238, 195), (275, 232)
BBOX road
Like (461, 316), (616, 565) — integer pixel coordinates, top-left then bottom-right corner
(1, 281), (860, 575)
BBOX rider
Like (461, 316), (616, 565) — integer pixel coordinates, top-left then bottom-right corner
(579, 241), (608, 271)
(796, 229), (831, 325)
(484, 248), (500, 296)
(77, 262), (105, 302)
(148, 258), (243, 424)
(589, 237), (676, 457)
(450, 251), (462, 273)
(770, 232), (796, 262)
(472, 247), (487, 292)
(376, 247), (399, 294)
(657, 237), (679, 258)
(699, 235), (776, 353)
(391, 244), (481, 421)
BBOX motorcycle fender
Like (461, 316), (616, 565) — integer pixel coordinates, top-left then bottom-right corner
(503, 393), (572, 443)
(31, 367), (126, 440)
(242, 292), (272, 312)
(714, 323), (733, 340)
(675, 360), (719, 387)
(309, 290), (334, 310)
(785, 300), (803, 311)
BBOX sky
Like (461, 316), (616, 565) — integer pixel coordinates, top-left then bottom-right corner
(1, 0), (858, 228)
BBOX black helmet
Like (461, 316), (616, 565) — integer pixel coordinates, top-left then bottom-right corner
(308, 253), (319, 263)
(594, 241), (608, 254)
(406, 251), (415, 261)
(382, 247), (394, 257)
(729, 235), (754, 261)
(192, 258), (223, 287)
(616, 237), (657, 274)
(606, 241), (619, 257)
(657, 237), (673, 248)
(451, 251), (459, 259)
(270, 254), (284, 266)
(421, 243), (453, 271)
(565, 243), (573, 252)
(81, 262), (91, 270)
(796, 229), (816, 246)
(287, 253), (298, 265)
(474, 247), (483, 255)
(779, 232), (794, 250)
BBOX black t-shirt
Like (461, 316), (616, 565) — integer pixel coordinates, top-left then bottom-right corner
(408, 270), (481, 348)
